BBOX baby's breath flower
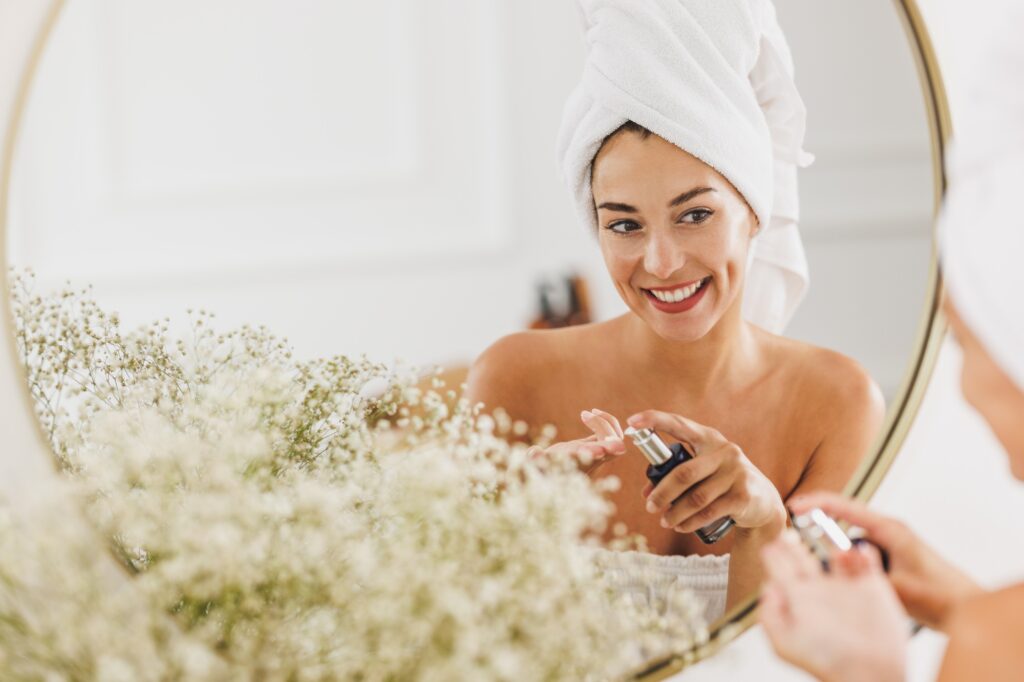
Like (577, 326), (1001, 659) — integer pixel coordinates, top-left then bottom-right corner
(4, 268), (706, 680)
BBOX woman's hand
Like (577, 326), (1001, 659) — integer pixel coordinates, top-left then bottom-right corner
(760, 530), (908, 682)
(529, 408), (626, 473)
(629, 410), (787, 535)
(788, 492), (983, 631)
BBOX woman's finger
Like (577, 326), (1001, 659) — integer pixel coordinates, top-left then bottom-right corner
(832, 548), (872, 579)
(788, 492), (902, 548)
(645, 454), (720, 513)
(626, 409), (725, 455)
(544, 435), (597, 457)
(577, 440), (625, 463)
(588, 408), (624, 439)
(781, 529), (823, 577)
(854, 542), (886, 573)
(759, 583), (793, 645)
(661, 471), (732, 529)
(640, 481), (654, 500)
(580, 410), (619, 439)
(763, 531), (821, 586)
(671, 491), (737, 533)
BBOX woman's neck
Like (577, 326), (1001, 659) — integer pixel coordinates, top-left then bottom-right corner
(622, 299), (761, 402)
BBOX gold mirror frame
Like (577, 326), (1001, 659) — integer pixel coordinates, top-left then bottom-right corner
(0, 0), (950, 676)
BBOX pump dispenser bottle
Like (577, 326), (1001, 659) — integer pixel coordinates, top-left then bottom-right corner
(625, 426), (735, 544)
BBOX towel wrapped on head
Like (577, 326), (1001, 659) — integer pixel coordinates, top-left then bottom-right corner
(939, 0), (1024, 391)
(557, 0), (812, 333)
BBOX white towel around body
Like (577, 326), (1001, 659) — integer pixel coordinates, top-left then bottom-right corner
(557, 0), (812, 334)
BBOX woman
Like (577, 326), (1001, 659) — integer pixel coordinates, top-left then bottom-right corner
(759, 4), (1024, 676)
(760, 302), (1024, 681)
(465, 0), (884, 618)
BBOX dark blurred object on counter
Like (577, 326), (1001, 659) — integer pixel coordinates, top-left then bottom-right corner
(529, 273), (592, 329)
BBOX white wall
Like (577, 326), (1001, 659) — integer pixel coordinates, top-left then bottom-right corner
(9, 0), (933, 400)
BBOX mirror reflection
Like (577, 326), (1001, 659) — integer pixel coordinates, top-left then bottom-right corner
(6, 0), (936, 666)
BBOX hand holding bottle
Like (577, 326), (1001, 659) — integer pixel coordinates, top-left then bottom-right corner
(629, 410), (787, 535)
(787, 492), (983, 631)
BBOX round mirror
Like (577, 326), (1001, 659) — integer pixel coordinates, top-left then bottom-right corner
(0, 0), (947, 676)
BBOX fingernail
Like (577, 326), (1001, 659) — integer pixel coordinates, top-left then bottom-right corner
(627, 415), (642, 426)
(646, 500), (657, 514)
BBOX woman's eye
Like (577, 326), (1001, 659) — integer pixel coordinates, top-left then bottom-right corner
(606, 220), (642, 234)
(679, 208), (713, 224)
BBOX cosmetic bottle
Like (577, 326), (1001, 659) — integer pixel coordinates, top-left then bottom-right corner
(790, 507), (891, 572)
(625, 426), (735, 544)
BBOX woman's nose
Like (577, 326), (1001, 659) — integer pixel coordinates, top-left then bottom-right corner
(643, 231), (686, 281)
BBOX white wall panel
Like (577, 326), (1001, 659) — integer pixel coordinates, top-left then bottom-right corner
(12, 0), (510, 281)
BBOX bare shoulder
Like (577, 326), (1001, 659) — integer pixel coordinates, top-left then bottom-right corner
(939, 585), (1024, 681)
(762, 331), (886, 428)
(756, 330), (887, 493)
(463, 321), (612, 426)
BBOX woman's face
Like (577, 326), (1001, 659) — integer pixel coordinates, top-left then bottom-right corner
(591, 130), (758, 342)
(945, 299), (1024, 480)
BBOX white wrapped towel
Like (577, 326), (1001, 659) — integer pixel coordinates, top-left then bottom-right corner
(557, 0), (812, 333)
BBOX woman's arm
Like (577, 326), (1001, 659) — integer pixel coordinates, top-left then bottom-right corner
(788, 356), (886, 499)
(938, 585), (1024, 682)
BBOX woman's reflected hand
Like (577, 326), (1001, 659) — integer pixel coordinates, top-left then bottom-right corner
(788, 492), (984, 632)
(760, 530), (908, 682)
(528, 408), (626, 473)
(629, 410), (787, 534)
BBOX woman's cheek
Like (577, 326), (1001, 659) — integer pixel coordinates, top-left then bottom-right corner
(599, 243), (635, 291)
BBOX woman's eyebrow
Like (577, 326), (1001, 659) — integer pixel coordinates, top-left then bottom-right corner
(596, 201), (638, 213)
(596, 187), (716, 213)
(669, 186), (715, 207)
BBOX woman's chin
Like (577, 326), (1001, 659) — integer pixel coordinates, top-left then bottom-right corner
(631, 293), (719, 342)
(642, 314), (716, 344)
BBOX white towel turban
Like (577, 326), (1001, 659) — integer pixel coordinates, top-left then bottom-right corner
(939, 0), (1024, 391)
(557, 0), (812, 333)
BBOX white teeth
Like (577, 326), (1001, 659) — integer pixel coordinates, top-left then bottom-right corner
(649, 278), (706, 304)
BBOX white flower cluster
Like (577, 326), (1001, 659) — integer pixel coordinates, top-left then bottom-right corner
(3, 268), (707, 680)
(0, 487), (227, 682)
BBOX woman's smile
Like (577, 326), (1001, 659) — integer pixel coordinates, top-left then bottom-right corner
(641, 276), (712, 313)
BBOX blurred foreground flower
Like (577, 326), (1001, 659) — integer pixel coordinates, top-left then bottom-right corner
(2, 268), (707, 680)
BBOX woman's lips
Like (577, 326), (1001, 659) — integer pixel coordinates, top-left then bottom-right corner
(642, 278), (710, 313)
